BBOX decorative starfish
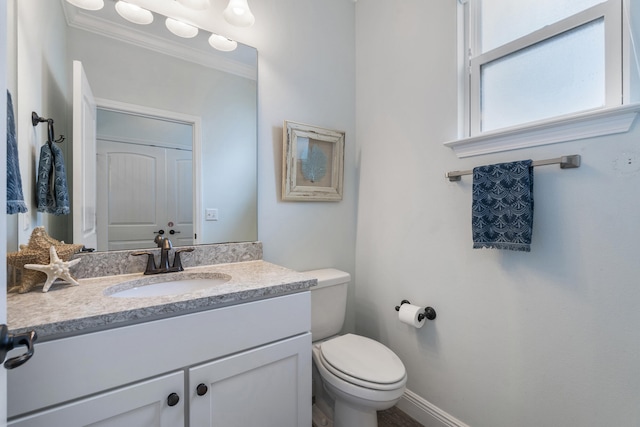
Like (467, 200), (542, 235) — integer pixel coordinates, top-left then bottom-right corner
(7, 227), (84, 293)
(24, 246), (82, 292)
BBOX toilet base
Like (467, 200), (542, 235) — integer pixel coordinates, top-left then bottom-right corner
(321, 376), (401, 427)
(334, 399), (378, 427)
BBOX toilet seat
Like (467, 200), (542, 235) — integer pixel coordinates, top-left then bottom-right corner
(318, 334), (406, 391)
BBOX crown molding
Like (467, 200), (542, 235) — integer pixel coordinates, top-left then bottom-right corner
(61, 3), (256, 81)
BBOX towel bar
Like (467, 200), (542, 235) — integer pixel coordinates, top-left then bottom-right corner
(446, 154), (581, 182)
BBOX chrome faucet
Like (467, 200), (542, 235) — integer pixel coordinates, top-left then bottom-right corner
(131, 238), (195, 275)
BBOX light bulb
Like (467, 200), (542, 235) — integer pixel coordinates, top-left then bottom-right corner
(165, 18), (199, 38)
(115, 1), (154, 25)
(223, 0), (255, 27)
(176, 0), (211, 10)
(65, 0), (104, 10)
(208, 34), (238, 52)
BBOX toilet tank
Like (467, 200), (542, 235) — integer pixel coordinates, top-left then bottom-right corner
(305, 268), (350, 341)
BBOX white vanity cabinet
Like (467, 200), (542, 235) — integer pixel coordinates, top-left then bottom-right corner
(7, 292), (312, 427)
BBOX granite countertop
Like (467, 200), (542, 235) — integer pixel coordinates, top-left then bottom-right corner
(7, 261), (316, 341)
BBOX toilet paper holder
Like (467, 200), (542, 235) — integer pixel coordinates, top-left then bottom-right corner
(394, 300), (436, 321)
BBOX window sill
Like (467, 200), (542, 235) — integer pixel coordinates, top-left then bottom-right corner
(443, 104), (640, 158)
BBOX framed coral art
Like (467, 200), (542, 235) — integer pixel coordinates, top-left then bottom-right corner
(282, 121), (345, 201)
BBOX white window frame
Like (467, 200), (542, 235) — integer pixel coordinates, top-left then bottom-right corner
(446, 0), (640, 158)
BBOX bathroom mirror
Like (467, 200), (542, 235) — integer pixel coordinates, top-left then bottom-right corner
(10, 0), (257, 252)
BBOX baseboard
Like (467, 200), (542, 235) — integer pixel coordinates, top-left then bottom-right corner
(396, 389), (470, 427)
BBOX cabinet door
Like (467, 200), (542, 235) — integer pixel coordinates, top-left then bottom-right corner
(9, 371), (184, 427)
(190, 333), (311, 427)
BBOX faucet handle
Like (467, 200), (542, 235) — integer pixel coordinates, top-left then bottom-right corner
(131, 251), (157, 274)
(175, 247), (195, 253)
(172, 247), (195, 271)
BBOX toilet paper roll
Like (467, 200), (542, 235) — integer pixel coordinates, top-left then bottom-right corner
(398, 303), (425, 328)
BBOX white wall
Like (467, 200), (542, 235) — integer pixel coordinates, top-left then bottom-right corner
(12, 0), (69, 246)
(355, 1), (640, 427)
(244, 0), (357, 268)
(238, 0), (358, 330)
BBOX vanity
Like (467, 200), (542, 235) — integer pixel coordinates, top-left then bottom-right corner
(5, 248), (315, 427)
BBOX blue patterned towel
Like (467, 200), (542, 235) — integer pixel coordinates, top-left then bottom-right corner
(472, 160), (533, 252)
(36, 142), (70, 215)
(6, 91), (28, 214)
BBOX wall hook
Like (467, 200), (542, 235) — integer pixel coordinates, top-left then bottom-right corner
(31, 112), (65, 144)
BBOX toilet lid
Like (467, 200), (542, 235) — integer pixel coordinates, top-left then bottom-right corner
(320, 334), (405, 384)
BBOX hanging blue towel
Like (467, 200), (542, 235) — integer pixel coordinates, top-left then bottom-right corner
(6, 91), (28, 214)
(37, 141), (70, 215)
(472, 160), (534, 252)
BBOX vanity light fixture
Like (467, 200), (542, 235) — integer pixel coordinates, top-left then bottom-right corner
(176, 0), (211, 10)
(223, 0), (255, 27)
(115, 1), (154, 25)
(66, 0), (240, 52)
(65, 0), (104, 10)
(165, 18), (199, 38)
(208, 34), (238, 52)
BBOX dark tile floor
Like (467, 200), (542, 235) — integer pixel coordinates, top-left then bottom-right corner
(377, 406), (424, 427)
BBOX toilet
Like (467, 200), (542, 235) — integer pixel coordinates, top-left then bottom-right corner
(307, 269), (407, 427)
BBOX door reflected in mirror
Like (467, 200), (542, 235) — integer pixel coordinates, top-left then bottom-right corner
(96, 108), (194, 251)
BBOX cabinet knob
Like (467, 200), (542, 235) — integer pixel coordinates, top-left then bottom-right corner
(196, 383), (208, 396)
(167, 392), (180, 407)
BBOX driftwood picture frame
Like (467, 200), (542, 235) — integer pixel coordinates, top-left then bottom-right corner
(282, 121), (345, 201)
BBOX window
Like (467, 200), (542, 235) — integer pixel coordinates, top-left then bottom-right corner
(448, 0), (640, 157)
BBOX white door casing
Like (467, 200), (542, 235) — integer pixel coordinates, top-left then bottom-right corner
(72, 60), (98, 249)
(166, 148), (193, 247)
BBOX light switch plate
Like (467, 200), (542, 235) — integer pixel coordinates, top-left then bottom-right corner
(205, 208), (218, 221)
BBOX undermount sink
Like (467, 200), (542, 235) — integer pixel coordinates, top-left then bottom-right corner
(104, 272), (232, 298)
